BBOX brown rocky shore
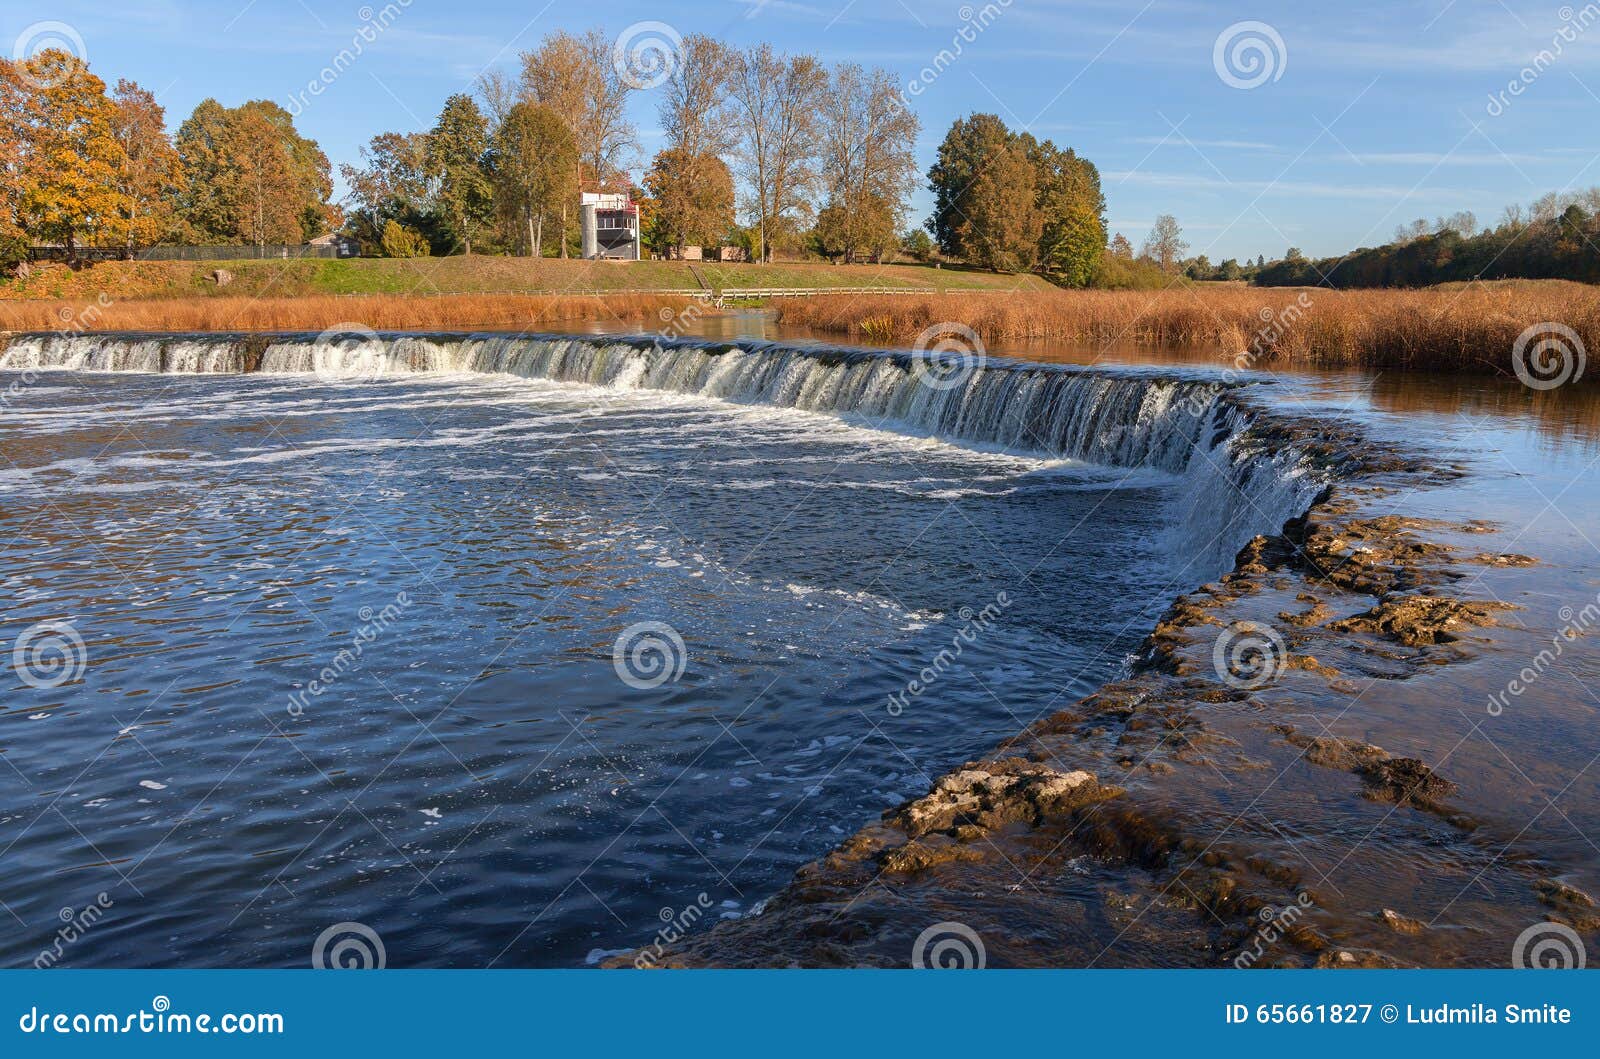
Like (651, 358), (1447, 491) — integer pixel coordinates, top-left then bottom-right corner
(609, 411), (1590, 969)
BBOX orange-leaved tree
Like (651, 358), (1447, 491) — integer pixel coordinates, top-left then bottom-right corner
(6, 48), (130, 259)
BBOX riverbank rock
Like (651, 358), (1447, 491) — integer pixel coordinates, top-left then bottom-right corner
(1275, 726), (1457, 806)
(1329, 593), (1512, 647)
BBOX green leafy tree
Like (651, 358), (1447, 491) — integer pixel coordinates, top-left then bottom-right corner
(173, 99), (334, 246)
(339, 131), (431, 250)
(1030, 140), (1105, 286)
(488, 102), (577, 257)
(901, 228), (934, 262)
(425, 94), (492, 255)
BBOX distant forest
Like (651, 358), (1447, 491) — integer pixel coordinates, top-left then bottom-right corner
(1252, 189), (1600, 288)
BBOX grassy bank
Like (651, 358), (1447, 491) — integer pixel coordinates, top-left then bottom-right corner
(777, 280), (1600, 378)
(0, 256), (1051, 302)
(0, 292), (694, 333)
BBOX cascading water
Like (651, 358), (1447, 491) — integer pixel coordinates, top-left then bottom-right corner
(1, 330), (1327, 573)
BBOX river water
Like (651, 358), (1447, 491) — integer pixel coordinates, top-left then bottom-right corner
(0, 321), (1595, 968)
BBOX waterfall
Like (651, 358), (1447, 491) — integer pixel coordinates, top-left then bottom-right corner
(1, 330), (1330, 570)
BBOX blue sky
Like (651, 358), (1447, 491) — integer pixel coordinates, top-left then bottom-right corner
(11, 0), (1600, 260)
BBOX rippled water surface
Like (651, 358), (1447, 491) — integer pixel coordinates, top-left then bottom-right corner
(0, 369), (1204, 967)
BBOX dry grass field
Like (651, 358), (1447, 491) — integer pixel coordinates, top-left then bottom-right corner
(778, 280), (1600, 378)
(0, 292), (694, 333)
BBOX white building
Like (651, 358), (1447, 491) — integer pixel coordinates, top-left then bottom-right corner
(579, 192), (640, 260)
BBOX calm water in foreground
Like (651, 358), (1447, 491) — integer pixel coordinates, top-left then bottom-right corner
(1, 318), (1596, 967)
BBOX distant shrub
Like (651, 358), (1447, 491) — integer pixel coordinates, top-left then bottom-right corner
(380, 220), (430, 259)
(1088, 251), (1172, 290)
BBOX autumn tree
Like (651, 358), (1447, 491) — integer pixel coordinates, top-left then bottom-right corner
(110, 79), (181, 250)
(641, 33), (737, 258)
(643, 147), (733, 256)
(173, 99), (334, 247)
(659, 34), (734, 159)
(0, 58), (30, 265)
(573, 29), (637, 195)
(380, 218), (429, 257)
(1141, 213), (1187, 272)
(517, 29), (637, 257)
(488, 102), (577, 257)
(473, 69), (517, 131)
(7, 50), (128, 258)
(425, 94), (492, 255)
(726, 45), (827, 261)
(816, 64), (918, 263)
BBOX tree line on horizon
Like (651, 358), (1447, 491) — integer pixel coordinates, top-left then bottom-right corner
(1252, 189), (1600, 288)
(10, 40), (1592, 292)
(0, 35), (1117, 286)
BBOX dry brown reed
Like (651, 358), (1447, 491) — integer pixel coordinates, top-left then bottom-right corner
(0, 292), (693, 335)
(777, 281), (1600, 378)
